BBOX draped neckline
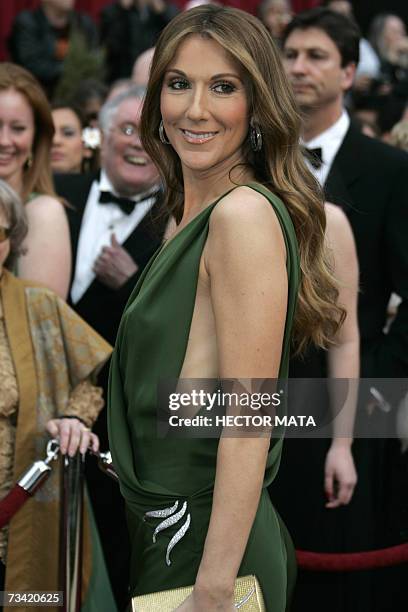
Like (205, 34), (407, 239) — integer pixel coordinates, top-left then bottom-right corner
(160, 184), (242, 255)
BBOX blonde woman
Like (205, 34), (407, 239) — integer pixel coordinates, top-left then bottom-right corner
(0, 63), (71, 298)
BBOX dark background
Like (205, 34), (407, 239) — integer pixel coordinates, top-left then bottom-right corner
(353, 0), (407, 33)
(0, 1), (407, 62)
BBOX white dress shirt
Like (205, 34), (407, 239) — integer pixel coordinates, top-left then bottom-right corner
(302, 110), (350, 187)
(71, 170), (157, 304)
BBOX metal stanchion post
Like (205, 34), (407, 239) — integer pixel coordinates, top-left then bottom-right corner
(90, 450), (119, 482)
(59, 453), (85, 612)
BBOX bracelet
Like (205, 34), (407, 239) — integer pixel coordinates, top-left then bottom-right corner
(58, 415), (87, 426)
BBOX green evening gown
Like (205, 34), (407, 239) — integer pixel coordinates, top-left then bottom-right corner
(108, 182), (300, 611)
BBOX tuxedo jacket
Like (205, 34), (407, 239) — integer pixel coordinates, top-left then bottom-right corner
(324, 124), (408, 377)
(54, 173), (168, 346)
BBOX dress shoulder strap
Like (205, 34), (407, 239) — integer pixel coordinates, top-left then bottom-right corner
(27, 192), (40, 202)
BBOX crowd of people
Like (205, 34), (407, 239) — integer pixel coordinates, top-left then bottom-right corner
(0, 1), (407, 612)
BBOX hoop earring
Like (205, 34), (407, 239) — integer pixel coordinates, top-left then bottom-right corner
(159, 120), (170, 145)
(249, 121), (263, 152)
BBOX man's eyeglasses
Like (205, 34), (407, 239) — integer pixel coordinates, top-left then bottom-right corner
(117, 123), (139, 138)
(0, 227), (11, 242)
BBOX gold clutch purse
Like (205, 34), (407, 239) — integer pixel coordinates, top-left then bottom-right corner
(131, 574), (265, 611)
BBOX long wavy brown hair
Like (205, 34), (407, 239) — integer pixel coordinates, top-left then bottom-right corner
(0, 63), (57, 202)
(141, 5), (345, 353)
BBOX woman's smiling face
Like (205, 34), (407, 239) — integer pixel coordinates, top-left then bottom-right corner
(160, 34), (250, 177)
(51, 108), (84, 174)
(0, 88), (35, 191)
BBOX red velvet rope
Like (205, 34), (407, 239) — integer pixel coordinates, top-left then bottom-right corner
(296, 543), (408, 571)
(2, 478), (408, 572)
(0, 485), (31, 529)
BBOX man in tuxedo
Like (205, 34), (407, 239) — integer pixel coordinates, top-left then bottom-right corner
(55, 86), (168, 609)
(281, 9), (408, 376)
(270, 8), (408, 612)
(57, 86), (166, 346)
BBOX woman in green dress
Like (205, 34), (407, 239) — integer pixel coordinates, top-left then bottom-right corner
(108, 6), (345, 611)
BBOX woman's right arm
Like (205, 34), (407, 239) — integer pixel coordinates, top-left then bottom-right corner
(19, 195), (72, 299)
(324, 203), (360, 508)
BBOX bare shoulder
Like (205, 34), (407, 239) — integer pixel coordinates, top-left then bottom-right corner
(324, 203), (357, 277)
(205, 186), (287, 276)
(324, 202), (355, 246)
(211, 185), (280, 222)
(25, 194), (65, 216)
(325, 202), (348, 228)
(209, 185), (284, 242)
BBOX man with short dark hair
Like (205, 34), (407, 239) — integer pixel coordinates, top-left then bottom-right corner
(283, 6), (408, 376)
(271, 7), (408, 612)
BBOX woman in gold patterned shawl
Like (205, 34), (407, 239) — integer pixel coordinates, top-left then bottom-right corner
(0, 179), (115, 612)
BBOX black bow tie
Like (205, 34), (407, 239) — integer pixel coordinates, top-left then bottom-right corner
(304, 147), (323, 169)
(99, 190), (138, 215)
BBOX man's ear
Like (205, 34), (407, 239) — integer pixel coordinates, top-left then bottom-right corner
(342, 62), (357, 91)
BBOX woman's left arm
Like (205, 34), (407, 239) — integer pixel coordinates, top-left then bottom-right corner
(19, 195), (72, 299)
(180, 189), (288, 610)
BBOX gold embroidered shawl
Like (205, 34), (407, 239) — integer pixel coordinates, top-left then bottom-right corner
(1, 270), (112, 612)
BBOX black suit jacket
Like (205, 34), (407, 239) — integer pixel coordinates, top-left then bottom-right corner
(54, 173), (168, 346)
(100, 2), (178, 82)
(325, 124), (408, 377)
